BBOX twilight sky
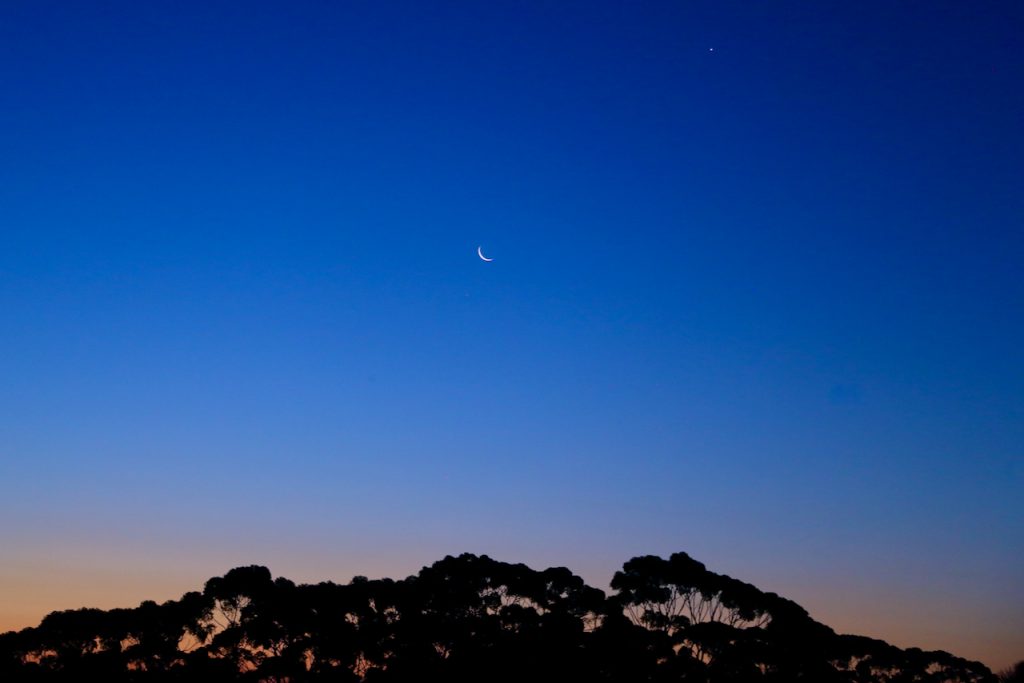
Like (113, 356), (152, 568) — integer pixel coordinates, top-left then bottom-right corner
(1, 0), (1022, 670)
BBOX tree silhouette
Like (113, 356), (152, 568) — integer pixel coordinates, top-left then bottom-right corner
(0, 551), (1000, 682)
(999, 661), (1024, 683)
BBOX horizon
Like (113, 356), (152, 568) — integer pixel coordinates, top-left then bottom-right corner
(1, 0), (1021, 671)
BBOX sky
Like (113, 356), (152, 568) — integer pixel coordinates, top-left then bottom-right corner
(0, 0), (1022, 670)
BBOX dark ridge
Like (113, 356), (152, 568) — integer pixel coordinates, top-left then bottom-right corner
(0, 551), (1002, 682)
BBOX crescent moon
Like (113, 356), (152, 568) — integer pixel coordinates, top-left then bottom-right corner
(477, 246), (493, 262)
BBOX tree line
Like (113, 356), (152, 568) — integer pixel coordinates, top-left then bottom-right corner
(0, 551), (1006, 682)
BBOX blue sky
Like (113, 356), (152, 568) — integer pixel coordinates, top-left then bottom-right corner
(0, 0), (1021, 668)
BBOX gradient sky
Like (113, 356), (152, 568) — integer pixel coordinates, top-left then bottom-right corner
(1, 0), (1022, 670)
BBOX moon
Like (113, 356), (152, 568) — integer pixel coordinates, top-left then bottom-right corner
(477, 246), (493, 262)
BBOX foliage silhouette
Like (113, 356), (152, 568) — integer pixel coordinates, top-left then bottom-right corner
(999, 661), (1024, 683)
(0, 552), (999, 682)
